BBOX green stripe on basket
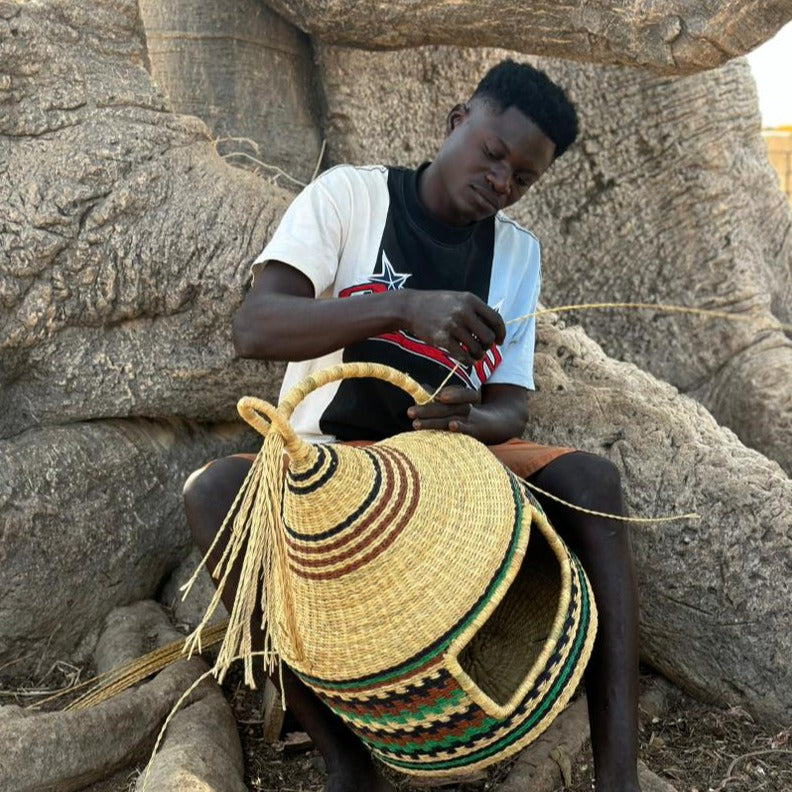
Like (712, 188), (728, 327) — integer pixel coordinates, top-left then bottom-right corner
(379, 559), (591, 770)
(362, 715), (501, 754)
(329, 686), (470, 728)
(297, 476), (526, 693)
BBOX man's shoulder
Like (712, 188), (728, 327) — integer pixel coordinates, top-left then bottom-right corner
(314, 163), (390, 194)
(494, 212), (541, 251)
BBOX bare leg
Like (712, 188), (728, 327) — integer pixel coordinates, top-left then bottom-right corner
(183, 456), (394, 792)
(528, 452), (641, 792)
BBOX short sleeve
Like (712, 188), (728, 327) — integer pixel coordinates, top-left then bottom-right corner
(486, 218), (542, 390)
(488, 268), (540, 389)
(251, 167), (353, 297)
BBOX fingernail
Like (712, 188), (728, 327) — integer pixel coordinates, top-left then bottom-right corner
(413, 420), (421, 429)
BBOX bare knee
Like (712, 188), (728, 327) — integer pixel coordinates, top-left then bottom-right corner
(183, 456), (252, 551)
(536, 451), (622, 512)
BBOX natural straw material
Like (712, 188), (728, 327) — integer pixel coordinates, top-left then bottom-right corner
(184, 361), (598, 777)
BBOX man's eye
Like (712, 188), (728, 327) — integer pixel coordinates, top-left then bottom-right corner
(483, 145), (498, 159)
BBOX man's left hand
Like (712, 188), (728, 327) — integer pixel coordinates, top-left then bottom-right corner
(407, 386), (483, 435)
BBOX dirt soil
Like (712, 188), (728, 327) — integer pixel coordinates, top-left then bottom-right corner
(224, 668), (792, 792)
(7, 662), (790, 792)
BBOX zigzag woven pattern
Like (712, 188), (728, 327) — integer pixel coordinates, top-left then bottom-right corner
(295, 481), (595, 776)
(185, 362), (599, 777)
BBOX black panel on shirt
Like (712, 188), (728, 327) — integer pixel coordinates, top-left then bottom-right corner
(319, 165), (496, 441)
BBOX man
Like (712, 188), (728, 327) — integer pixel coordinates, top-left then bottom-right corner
(185, 59), (641, 792)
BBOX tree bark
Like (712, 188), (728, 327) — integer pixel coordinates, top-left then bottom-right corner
(0, 0), (288, 436)
(509, 57), (792, 475)
(316, 45), (792, 474)
(2, 0), (791, 729)
(263, 0), (792, 75)
(138, 0), (323, 185)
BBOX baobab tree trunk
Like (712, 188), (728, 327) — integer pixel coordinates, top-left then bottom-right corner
(316, 44), (792, 475)
(512, 57), (792, 476)
(1, 0), (791, 733)
(265, 0), (792, 74)
(138, 0), (323, 184)
(0, 0), (283, 671)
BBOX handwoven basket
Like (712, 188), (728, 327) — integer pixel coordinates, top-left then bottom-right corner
(192, 362), (597, 778)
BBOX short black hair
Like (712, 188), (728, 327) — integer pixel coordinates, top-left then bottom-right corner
(472, 59), (579, 158)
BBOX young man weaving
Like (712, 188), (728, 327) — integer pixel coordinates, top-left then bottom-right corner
(185, 59), (642, 792)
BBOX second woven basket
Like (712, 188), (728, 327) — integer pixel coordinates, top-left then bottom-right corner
(190, 362), (598, 778)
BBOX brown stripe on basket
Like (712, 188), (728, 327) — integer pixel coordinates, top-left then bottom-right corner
(285, 446), (406, 557)
(288, 449), (421, 580)
(324, 667), (457, 718)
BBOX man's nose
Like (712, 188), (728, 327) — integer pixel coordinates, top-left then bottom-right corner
(487, 163), (511, 194)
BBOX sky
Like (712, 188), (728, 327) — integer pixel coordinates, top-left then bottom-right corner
(746, 21), (792, 128)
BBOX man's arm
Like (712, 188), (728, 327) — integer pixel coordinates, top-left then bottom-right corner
(232, 261), (506, 368)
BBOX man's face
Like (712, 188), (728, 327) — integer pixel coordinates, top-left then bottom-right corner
(431, 100), (556, 225)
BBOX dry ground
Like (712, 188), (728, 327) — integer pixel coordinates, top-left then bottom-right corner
(226, 669), (792, 792)
(4, 662), (790, 791)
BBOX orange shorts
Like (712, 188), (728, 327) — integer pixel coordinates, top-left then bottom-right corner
(259, 437), (575, 479)
(484, 437), (575, 479)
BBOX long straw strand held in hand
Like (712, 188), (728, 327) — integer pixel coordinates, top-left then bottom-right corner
(424, 299), (791, 408)
(506, 301), (792, 333)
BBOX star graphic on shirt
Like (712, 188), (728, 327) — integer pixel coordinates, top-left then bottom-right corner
(368, 252), (411, 291)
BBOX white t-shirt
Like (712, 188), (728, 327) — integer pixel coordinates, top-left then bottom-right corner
(254, 164), (542, 442)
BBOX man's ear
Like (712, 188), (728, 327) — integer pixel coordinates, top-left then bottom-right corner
(446, 102), (470, 135)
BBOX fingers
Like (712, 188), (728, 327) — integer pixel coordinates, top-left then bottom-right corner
(407, 387), (480, 430)
(448, 339), (476, 368)
(408, 401), (472, 421)
(407, 414), (476, 436)
(409, 291), (506, 364)
(452, 300), (505, 360)
(474, 301), (507, 345)
(434, 386), (482, 405)
(450, 319), (499, 363)
(452, 329), (486, 363)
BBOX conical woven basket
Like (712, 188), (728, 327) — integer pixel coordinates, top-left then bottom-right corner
(190, 362), (597, 778)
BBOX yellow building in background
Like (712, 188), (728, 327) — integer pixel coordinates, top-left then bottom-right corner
(763, 128), (792, 201)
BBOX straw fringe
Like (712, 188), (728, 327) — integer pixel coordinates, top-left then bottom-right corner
(182, 432), (288, 689)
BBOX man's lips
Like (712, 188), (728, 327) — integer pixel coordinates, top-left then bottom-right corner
(471, 184), (501, 213)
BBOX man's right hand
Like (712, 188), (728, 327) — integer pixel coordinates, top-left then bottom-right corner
(399, 290), (506, 368)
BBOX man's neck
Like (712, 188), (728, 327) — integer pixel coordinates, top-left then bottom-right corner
(416, 162), (465, 227)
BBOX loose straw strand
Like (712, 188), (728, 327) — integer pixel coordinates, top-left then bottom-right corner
(412, 300), (792, 408)
(519, 476), (699, 524)
(417, 362), (463, 404)
(506, 301), (792, 333)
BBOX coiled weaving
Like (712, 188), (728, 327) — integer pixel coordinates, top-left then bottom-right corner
(188, 361), (598, 777)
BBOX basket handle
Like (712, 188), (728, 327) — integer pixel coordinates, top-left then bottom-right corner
(237, 362), (432, 460)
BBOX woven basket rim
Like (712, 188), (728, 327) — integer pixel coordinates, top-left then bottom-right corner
(444, 497), (573, 720)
